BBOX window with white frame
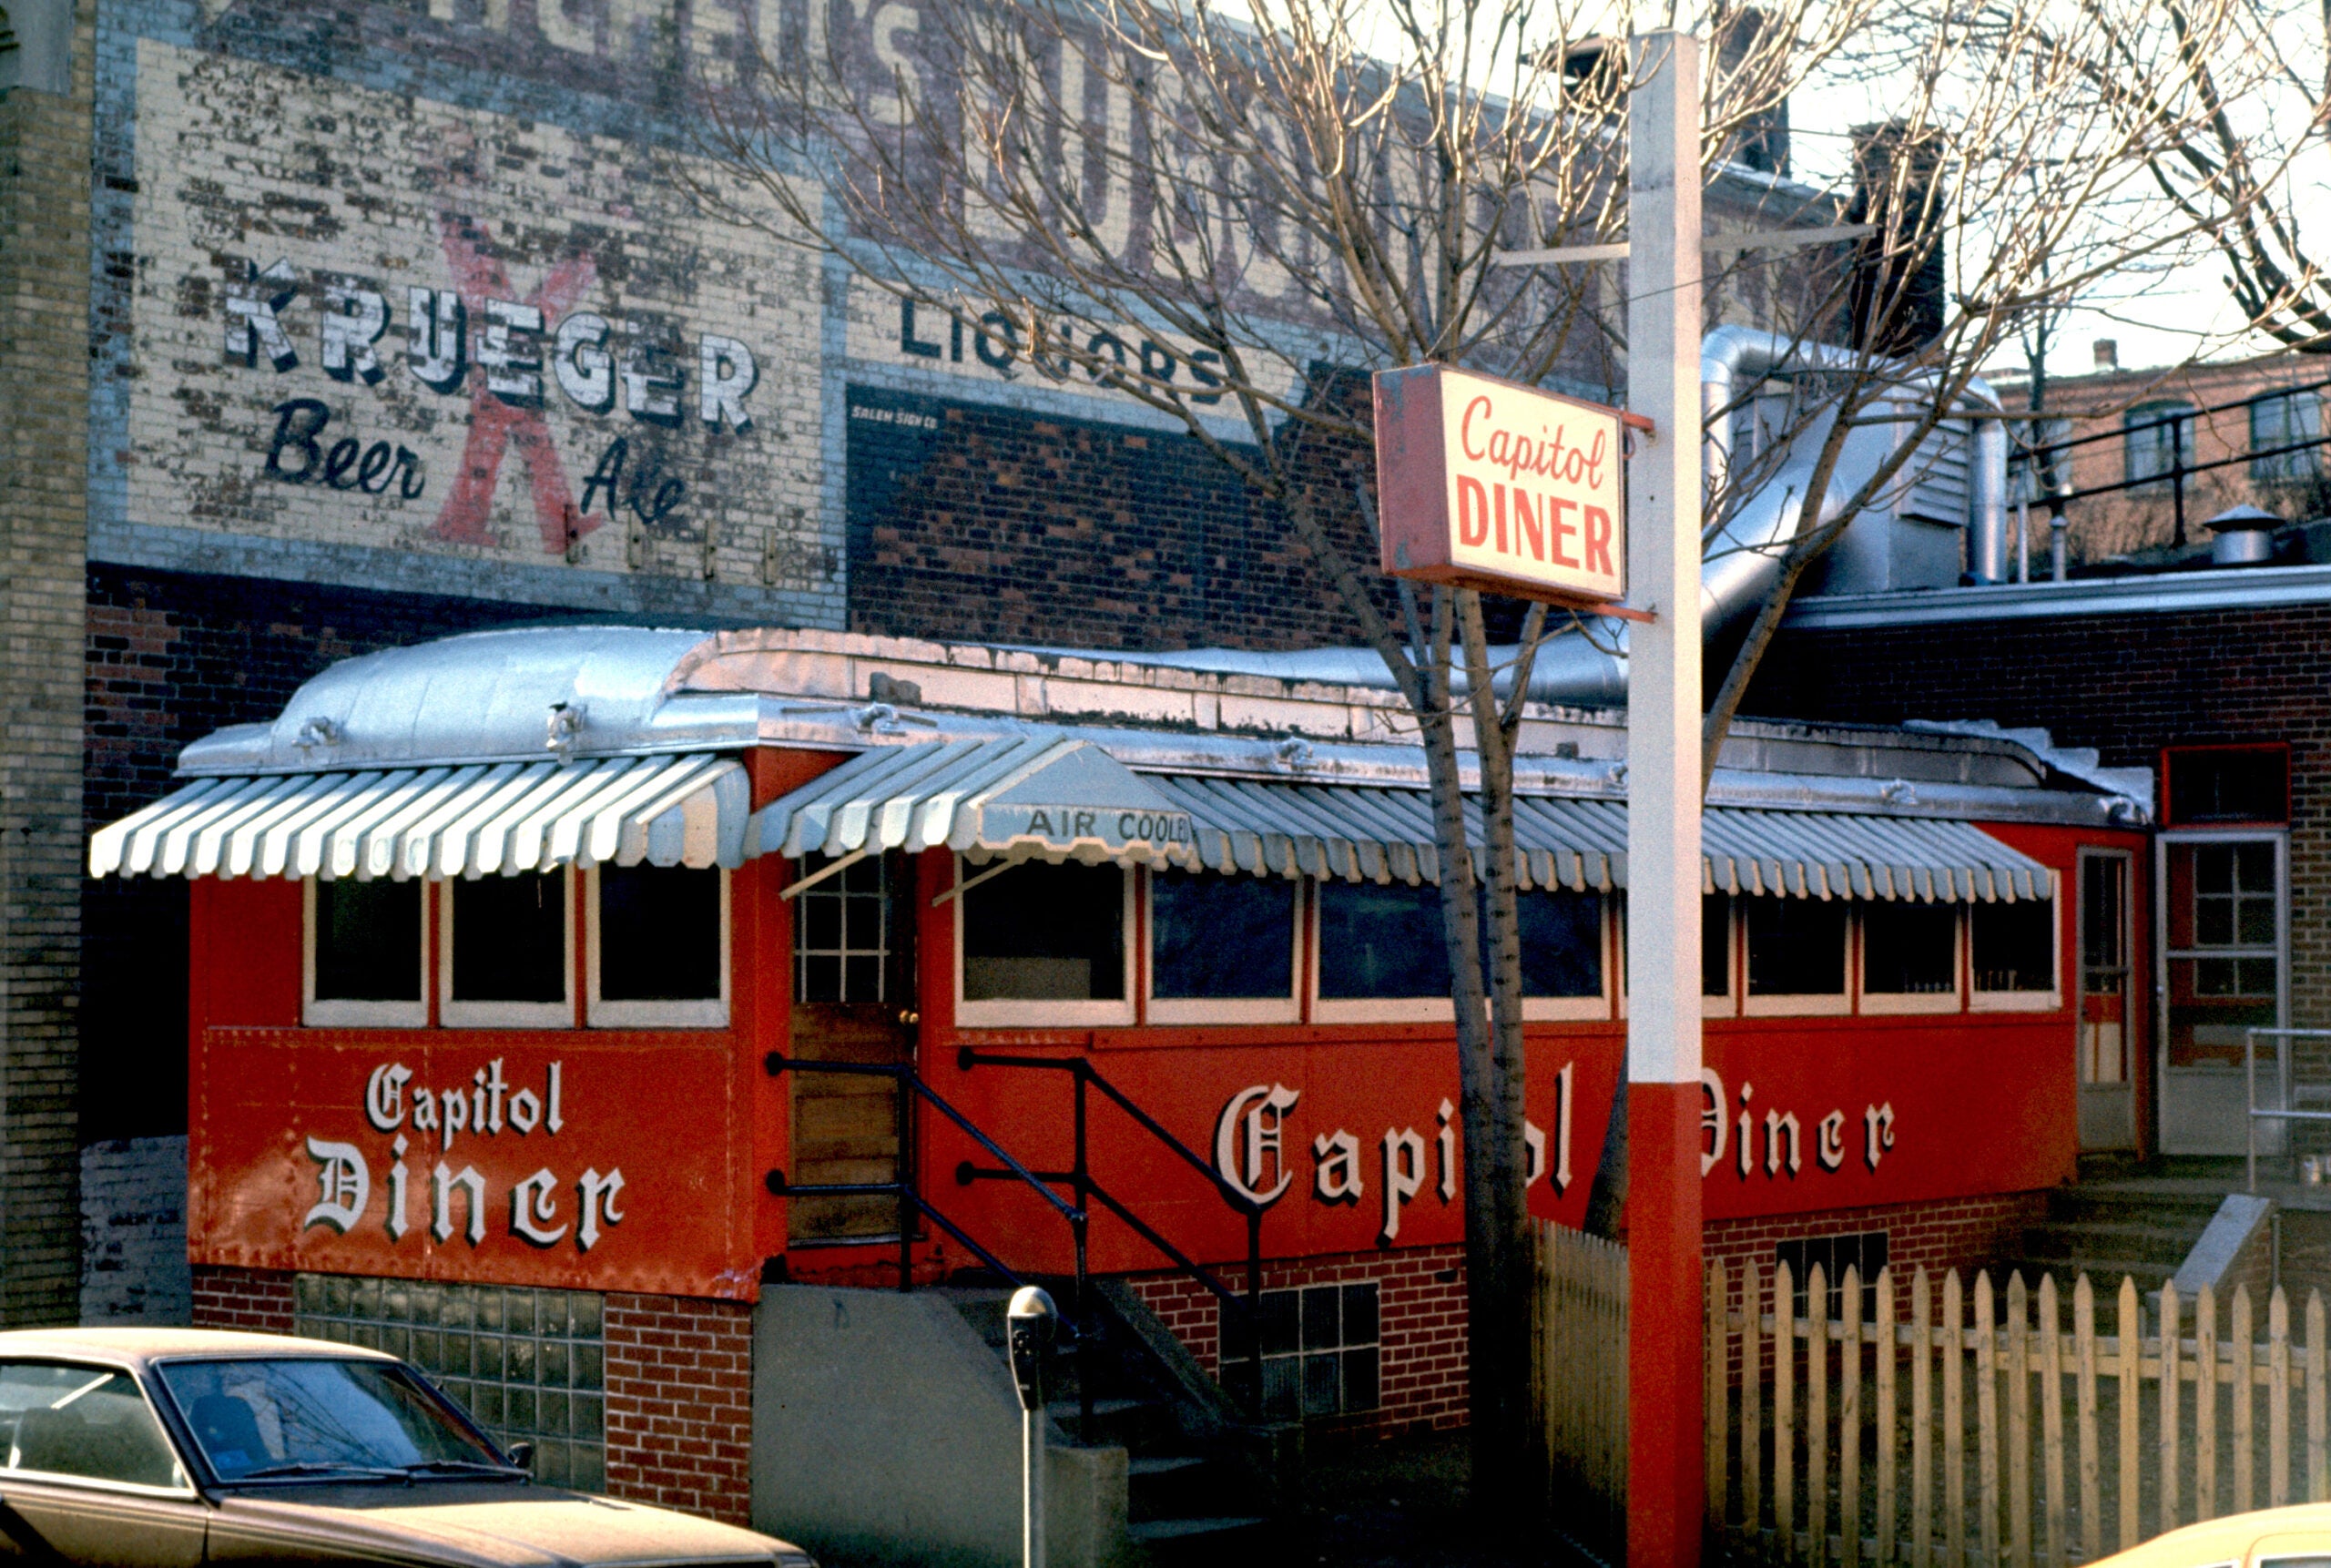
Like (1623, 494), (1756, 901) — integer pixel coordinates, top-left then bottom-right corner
(1859, 899), (1960, 1013)
(441, 870), (573, 1028)
(587, 866), (728, 1028)
(1703, 892), (1736, 1016)
(2125, 401), (2196, 488)
(304, 877), (426, 1025)
(1146, 871), (1300, 1024)
(1519, 890), (1606, 1020)
(2251, 390), (2321, 482)
(1743, 896), (1849, 1014)
(956, 860), (1132, 1025)
(1313, 879), (1451, 1022)
(1970, 895), (2058, 1007)
(794, 850), (894, 1004)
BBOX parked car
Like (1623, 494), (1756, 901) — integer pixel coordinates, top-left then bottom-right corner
(2092, 1502), (2331, 1568)
(0, 1327), (815, 1568)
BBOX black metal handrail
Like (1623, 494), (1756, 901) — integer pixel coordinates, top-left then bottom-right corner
(955, 1048), (1268, 1419)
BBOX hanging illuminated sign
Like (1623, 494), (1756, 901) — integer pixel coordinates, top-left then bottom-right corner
(1371, 363), (1632, 609)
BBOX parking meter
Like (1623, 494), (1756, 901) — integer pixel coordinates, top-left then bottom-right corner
(1005, 1286), (1057, 1568)
(1006, 1286), (1057, 1412)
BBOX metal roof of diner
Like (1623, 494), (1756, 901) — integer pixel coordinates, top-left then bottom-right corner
(91, 626), (2092, 895)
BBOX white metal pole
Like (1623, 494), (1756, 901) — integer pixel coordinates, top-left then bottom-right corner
(1624, 30), (1705, 1568)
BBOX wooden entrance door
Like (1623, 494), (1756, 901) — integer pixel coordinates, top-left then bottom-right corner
(789, 851), (918, 1244)
(2077, 849), (2136, 1150)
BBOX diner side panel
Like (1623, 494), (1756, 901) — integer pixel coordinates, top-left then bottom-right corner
(186, 876), (763, 1300)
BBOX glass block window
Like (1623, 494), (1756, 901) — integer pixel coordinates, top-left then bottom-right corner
(1222, 1282), (1380, 1420)
(293, 1274), (605, 1492)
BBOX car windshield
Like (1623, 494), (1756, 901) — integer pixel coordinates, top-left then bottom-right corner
(154, 1358), (508, 1481)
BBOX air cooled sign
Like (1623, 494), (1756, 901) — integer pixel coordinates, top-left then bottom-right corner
(1371, 363), (1628, 608)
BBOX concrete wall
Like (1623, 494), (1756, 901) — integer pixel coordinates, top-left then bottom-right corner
(0, 0), (91, 1328)
(751, 1285), (1127, 1568)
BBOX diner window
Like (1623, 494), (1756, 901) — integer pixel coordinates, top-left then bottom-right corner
(1520, 890), (1605, 1021)
(1971, 896), (2059, 1005)
(2251, 390), (2320, 482)
(1861, 900), (1960, 1013)
(305, 877), (426, 1027)
(1743, 897), (1848, 1014)
(1223, 1282), (1380, 1421)
(1704, 892), (1736, 1014)
(2165, 747), (2288, 826)
(441, 871), (572, 1028)
(1314, 880), (1451, 1022)
(1147, 871), (1300, 1024)
(587, 866), (728, 1029)
(2125, 400), (2196, 488)
(957, 860), (1132, 1025)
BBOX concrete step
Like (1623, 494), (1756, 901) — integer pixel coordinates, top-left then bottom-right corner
(2021, 1220), (2201, 1266)
(1129, 1455), (1206, 1477)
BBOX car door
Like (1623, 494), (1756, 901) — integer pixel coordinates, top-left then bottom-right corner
(0, 1360), (206, 1567)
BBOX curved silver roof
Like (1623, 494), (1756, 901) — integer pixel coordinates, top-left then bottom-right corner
(179, 626), (749, 776)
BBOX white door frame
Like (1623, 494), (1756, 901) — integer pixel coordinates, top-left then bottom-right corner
(2154, 829), (2289, 1156)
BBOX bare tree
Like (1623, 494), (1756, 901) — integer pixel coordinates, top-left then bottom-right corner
(687, 0), (2277, 1488)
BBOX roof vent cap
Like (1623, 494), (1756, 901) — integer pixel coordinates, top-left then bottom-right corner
(2207, 504), (2281, 566)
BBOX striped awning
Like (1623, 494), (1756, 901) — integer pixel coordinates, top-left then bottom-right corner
(748, 735), (1198, 869)
(88, 753), (750, 881)
(1141, 776), (2050, 901)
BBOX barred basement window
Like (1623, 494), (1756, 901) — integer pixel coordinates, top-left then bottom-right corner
(1776, 1232), (1888, 1319)
(293, 1274), (605, 1492)
(1222, 1282), (1380, 1420)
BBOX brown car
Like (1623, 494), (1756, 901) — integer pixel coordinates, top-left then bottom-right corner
(0, 1328), (813, 1568)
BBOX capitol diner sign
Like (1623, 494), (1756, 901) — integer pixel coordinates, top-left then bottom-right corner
(1372, 363), (1631, 609)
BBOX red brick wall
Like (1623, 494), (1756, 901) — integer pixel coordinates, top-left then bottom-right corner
(1701, 1189), (2049, 1288)
(604, 1292), (754, 1526)
(1127, 1194), (2047, 1438)
(1129, 1242), (1470, 1438)
(189, 1264), (294, 1335)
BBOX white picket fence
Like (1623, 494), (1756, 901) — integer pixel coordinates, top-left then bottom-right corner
(1536, 1217), (1629, 1555)
(1706, 1260), (2331, 1566)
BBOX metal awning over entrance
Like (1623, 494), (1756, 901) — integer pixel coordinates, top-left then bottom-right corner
(1141, 776), (2051, 901)
(87, 753), (750, 881)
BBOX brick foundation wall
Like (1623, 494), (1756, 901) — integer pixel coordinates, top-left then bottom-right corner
(604, 1293), (755, 1526)
(1128, 1243), (1471, 1437)
(1702, 1190), (2051, 1288)
(1127, 1196), (2048, 1439)
(190, 1265), (295, 1336)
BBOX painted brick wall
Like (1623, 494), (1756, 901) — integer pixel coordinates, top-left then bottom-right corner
(1753, 604), (2331, 1037)
(604, 1293), (755, 1526)
(1129, 1242), (1471, 1437)
(190, 1263), (295, 1336)
(0, 0), (96, 1328)
(80, 1135), (190, 1325)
